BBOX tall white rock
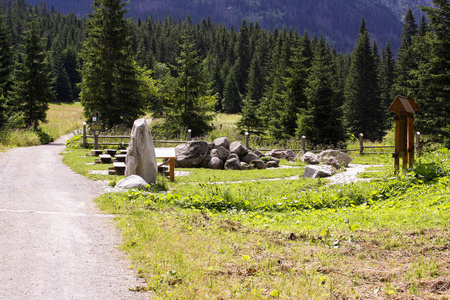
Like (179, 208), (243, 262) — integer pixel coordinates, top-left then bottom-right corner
(125, 119), (158, 184)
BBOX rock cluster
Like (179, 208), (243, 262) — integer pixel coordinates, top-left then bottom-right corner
(175, 137), (290, 170)
(301, 150), (352, 179)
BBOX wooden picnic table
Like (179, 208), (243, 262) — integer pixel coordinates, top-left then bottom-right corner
(155, 148), (176, 182)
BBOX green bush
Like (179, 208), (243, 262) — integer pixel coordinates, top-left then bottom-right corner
(66, 134), (82, 149)
(36, 129), (54, 144)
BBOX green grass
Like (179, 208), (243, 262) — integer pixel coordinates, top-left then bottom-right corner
(83, 148), (450, 299)
(55, 107), (450, 299)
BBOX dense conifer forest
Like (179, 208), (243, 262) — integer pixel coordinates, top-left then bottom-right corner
(0, 0), (448, 147)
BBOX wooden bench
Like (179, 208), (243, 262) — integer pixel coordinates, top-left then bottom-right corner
(155, 148), (176, 182)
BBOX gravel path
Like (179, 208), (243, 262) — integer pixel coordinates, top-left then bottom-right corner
(0, 136), (150, 299)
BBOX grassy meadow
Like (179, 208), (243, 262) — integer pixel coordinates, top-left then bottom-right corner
(18, 103), (450, 299)
(0, 102), (84, 150)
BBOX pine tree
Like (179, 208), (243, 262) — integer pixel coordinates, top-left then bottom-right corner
(0, 8), (13, 129)
(379, 41), (396, 127)
(0, 8), (13, 96)
(344, 18), (383, 141)
(222, 70), (240, 114)
(163, 37), (216, 137)
(79, 0), (146, 127)
(10, 16), (54, 130)
(413, 0), (450, 146)
(234, 19), (251, 98)
(298, 37), (345, 147)
(393, 8), (418, 96)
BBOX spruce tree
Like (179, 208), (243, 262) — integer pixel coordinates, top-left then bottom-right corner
(79, 0), (146, 127)
(414, 0), (450, 145)
(10, 17), (54, 130)
(393, 8), (418, 96)
(379, 41), (396, 127)
(0, 8), (13, 129)
(344, 18), (384, 141)
(298, 37), (345, 147)
(163, 37), (215, 137)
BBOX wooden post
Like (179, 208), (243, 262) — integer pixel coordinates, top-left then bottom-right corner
(301, 136), (306, 152)
(169, 157), (175, 182)
(82, 122), (87, 148)
(415, 132), (421, 158)
(94, 131), (99, 150)
(394, 115), (400, 174)
(407, 116), (415, 168)
(359, 133), (364, 156)
(245, 132), (249, 149)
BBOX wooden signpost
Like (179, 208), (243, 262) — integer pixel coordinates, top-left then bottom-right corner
(91, 111), (102, 150)
(388, 95), (420, 172)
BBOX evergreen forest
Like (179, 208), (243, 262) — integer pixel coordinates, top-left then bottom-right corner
(0, 0), (449, 148)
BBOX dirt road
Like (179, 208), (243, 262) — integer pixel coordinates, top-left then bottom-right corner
(0, 136), (150, 299)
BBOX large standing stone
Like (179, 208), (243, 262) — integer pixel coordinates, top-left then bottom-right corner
(214, 137), (231, 150)
(175, 141), (209, 168)
(230, 141), (248, 156)
(125, 119), (158, 183)
(303, 165), (335, 179)
(302, 152), (320, 164)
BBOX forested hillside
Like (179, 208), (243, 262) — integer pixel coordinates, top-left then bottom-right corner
(16, 0), (432, 52)
(0, 0), (448, 148)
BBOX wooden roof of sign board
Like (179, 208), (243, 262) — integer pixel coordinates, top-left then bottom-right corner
(388, 95), (420, 114)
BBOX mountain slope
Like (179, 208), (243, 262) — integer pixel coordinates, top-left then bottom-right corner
(19, 0), (432, 52)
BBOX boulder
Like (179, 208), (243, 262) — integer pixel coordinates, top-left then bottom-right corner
(210, 148), (218, 158)
(217, 146), (231, 161)
(241, 162), (251, 170)
(228, 153), (239, 161)
(301, 152), (320, 164)
(335, 152), (352, 167)
(207, 142), (215, 152)
(201, 154), (212, 168)
(326, 157), (341, 169)
(230, 141), (248, 156)
(254, 149), (264, 158)
(116, 175), (149, 189)
(269, 157), (280, 164)
(284, 150), (297, 161)
(251, 160), (266, 169)
(224, 158), (242, 170)
(319, 150), (352, 167)
(303, 165), (335, 179)
(266, 160), (279, 168)
(208, 157), (224, 169)
(241, 152), (261, 164)
(214, 137), (231, 150)
(125, 118), (158, 183)
(175, 140), (209, 168)
(265, 150), (285, 159)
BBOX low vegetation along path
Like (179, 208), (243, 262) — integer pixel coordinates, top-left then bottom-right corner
(0, 136), (149, 299)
